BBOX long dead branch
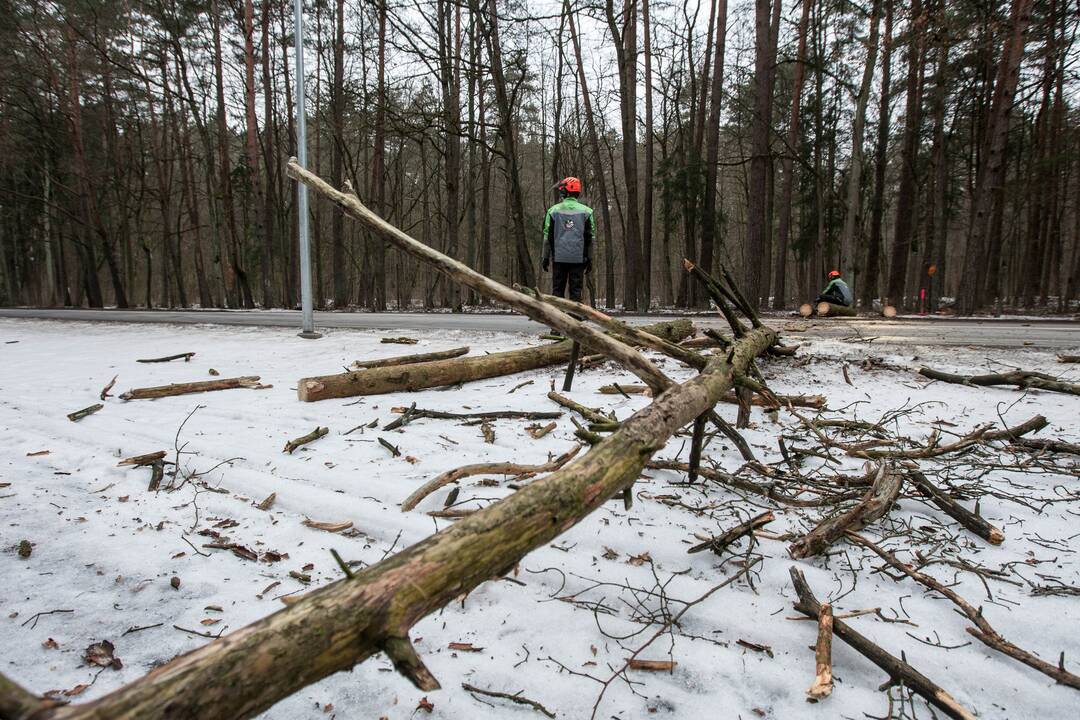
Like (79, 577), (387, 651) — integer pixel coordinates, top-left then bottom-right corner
(352, 346), (469, 369)
(788, 567), (976, 720)
(1010, 437), (1080, 456)
(847, 533), (1080, 690)
(849, 414), (1047, 459)
(120, 376), (266, 401)
(918, 367), (1080, 396)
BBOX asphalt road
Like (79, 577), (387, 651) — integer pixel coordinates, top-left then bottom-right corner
(1, 307), (1078, 349)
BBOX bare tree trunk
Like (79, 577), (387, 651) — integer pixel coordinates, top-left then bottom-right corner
(212, 0), (251, 308)
(604, 0), (643, 310)
(369, 0), (388, 310)
(772, 0), (812, 310)
(641, 0), (655, 307)
(477, 0), (534, 287)
(744, 0), (772, 307)
(860, 0), (893, 309)
(885, 0), (925, 309)
(260, 0), (277, 307)
(565, 0), (616, 307)
(956, 0), (1034, 315)
(840, 0), (882, 293)
(330, 0), (347, 306)
(700, 0), (728, 284)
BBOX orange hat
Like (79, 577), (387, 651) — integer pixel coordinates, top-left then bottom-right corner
(828, 270), (841, 279)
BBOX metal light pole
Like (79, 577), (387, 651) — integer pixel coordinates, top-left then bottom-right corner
(294, 0), (321, 339)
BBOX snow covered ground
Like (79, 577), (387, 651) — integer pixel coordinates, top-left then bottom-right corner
(2, 317), (1079, 719)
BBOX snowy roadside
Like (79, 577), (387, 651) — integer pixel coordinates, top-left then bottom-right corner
(2, 317), (1079, 719)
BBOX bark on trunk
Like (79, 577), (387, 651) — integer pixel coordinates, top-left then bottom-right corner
(300, 320), (691, 402)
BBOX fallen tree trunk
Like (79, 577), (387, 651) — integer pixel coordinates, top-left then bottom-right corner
(298, 319), (692, 402)
(788, 464), (901, 559)
(14, 326), (776, 720)
(789, 567), (976, 720)
(120, 376), (266, 401)
(918, 367), (1080, 397)
(1058, 355), (1079, 363)
(352, 347), (469, 369)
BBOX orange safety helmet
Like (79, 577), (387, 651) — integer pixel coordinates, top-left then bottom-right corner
(828, 270), (841, 280)
(557, 176), (582, 194)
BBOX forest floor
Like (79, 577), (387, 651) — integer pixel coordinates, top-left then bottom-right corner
(2, 318), (1079, 719)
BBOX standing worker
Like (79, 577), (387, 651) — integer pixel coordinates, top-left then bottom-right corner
(541, 176), (594, 303)
(815, 270), (854, 307)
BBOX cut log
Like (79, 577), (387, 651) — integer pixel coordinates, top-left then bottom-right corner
(298, 319), (692, 402)
(1058, 355), (1080, 363)
(918, 367), (1080, 396)
(788, 464), (901, 559)
(789, 567), (976, 720)
(816, 302), (857, 317)
(120, 376), (266, 401)
(798, 303), (814, 318)
(352, 347), (469, 369)
(881, 305), (897, 318)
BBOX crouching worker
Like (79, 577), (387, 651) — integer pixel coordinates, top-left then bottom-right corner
(816, 270), (853, 307)
(541, 176), (594, 304)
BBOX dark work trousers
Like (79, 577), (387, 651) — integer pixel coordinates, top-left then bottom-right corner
(814, 289), (849, 306)
(552, 262), (586, 303)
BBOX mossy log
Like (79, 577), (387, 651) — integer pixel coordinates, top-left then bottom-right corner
(298, 319), (692, 402)
(7, 327), (777, 720)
